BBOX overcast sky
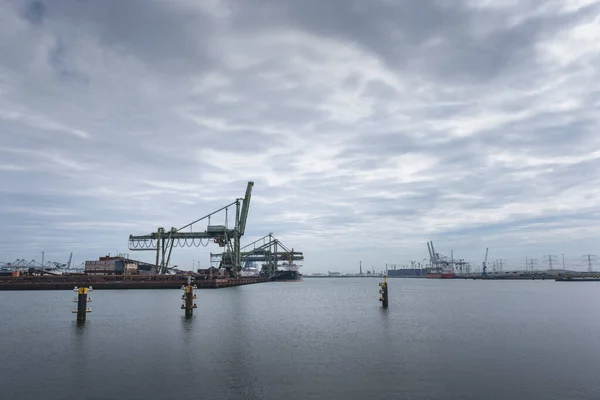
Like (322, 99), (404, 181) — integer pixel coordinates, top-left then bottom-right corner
(1, 0), (600, 273)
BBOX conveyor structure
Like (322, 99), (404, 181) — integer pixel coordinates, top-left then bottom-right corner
(210, 233), (304, 277)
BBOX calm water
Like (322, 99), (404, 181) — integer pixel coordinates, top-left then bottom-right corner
(1, 278), (599, 400)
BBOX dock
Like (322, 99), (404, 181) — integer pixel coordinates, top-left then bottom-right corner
(555, 275), (600, 282)
(0, 274), (270, 291)
(465, 272), (555, 280)
(462, 270), (600, 281)
(0, 181), (305, 292)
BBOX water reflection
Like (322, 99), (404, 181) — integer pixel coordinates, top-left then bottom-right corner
(181, 313), (197, 333)
(3, 280), (599, 400)
(73, 320), (88, 335)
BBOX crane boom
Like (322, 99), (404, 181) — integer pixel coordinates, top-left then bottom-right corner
(427, 241), (433, 265)
(430, 241), (438, 268)
(238, 181), (254, 235)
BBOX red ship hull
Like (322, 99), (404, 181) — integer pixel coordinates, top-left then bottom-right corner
(426, 273), (456, 279)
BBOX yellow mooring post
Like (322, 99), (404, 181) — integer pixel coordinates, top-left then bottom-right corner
(72, 286), (92, 323)
(378, 275), (388, 308)
(181, 276), (197, 318)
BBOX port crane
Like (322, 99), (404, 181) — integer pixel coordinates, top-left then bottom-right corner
(210, 233), (304, 277)
(52, 252), (73, 270)
(128, 181), (254, 276)
(426, 241), (468, 273)
(0, 253), (77, 275)
(482, 247), (489, 275)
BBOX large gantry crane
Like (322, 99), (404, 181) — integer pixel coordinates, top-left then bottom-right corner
(210, 233), (304, 277)
(128, 181), (254, 276)
(0, 253), (76, 275)
(427, 241), (470, 274)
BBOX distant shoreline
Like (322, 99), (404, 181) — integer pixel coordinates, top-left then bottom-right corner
(303, 275), (388, 278)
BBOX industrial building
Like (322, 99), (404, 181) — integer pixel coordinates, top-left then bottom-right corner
(85, 255), (157, 275)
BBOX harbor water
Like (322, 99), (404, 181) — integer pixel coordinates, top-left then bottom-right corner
(1, 278), (599, 400)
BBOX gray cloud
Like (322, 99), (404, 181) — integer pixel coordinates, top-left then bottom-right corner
(23, 1), (46, 25)
(1, 0), (600, 272)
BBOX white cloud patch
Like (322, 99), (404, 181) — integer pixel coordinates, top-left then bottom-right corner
(0, 109), (90, 139)
(1, 0), (600, 272)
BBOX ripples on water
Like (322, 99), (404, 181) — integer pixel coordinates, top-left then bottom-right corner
(1, 278), (599, 400)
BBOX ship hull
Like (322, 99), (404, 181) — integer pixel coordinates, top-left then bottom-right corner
(387, 269), (426, 278)
(426, 273), (456, 279)
(270, 270), (302, 282)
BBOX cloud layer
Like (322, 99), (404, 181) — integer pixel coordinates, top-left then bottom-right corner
(1, 0), (600, 272)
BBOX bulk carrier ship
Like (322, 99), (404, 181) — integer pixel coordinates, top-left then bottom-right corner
(268, 261), (302, 281)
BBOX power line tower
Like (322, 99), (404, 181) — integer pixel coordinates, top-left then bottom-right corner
(582, 255), (596, 273)
(543, 255), (558, 270)
(493, 259), (498, 272)
(496, 259), (505, 272)
(528, 258), (538, 271)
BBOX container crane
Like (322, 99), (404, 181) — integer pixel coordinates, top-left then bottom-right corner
(52, 252), (73, 270)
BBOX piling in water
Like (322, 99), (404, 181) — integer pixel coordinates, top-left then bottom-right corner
(181, 277), (197, 318)
(72, 286), (92, 322)
(378, 275), (388, 308)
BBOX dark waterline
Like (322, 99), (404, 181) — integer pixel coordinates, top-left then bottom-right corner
(1, 279), (599, 400)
